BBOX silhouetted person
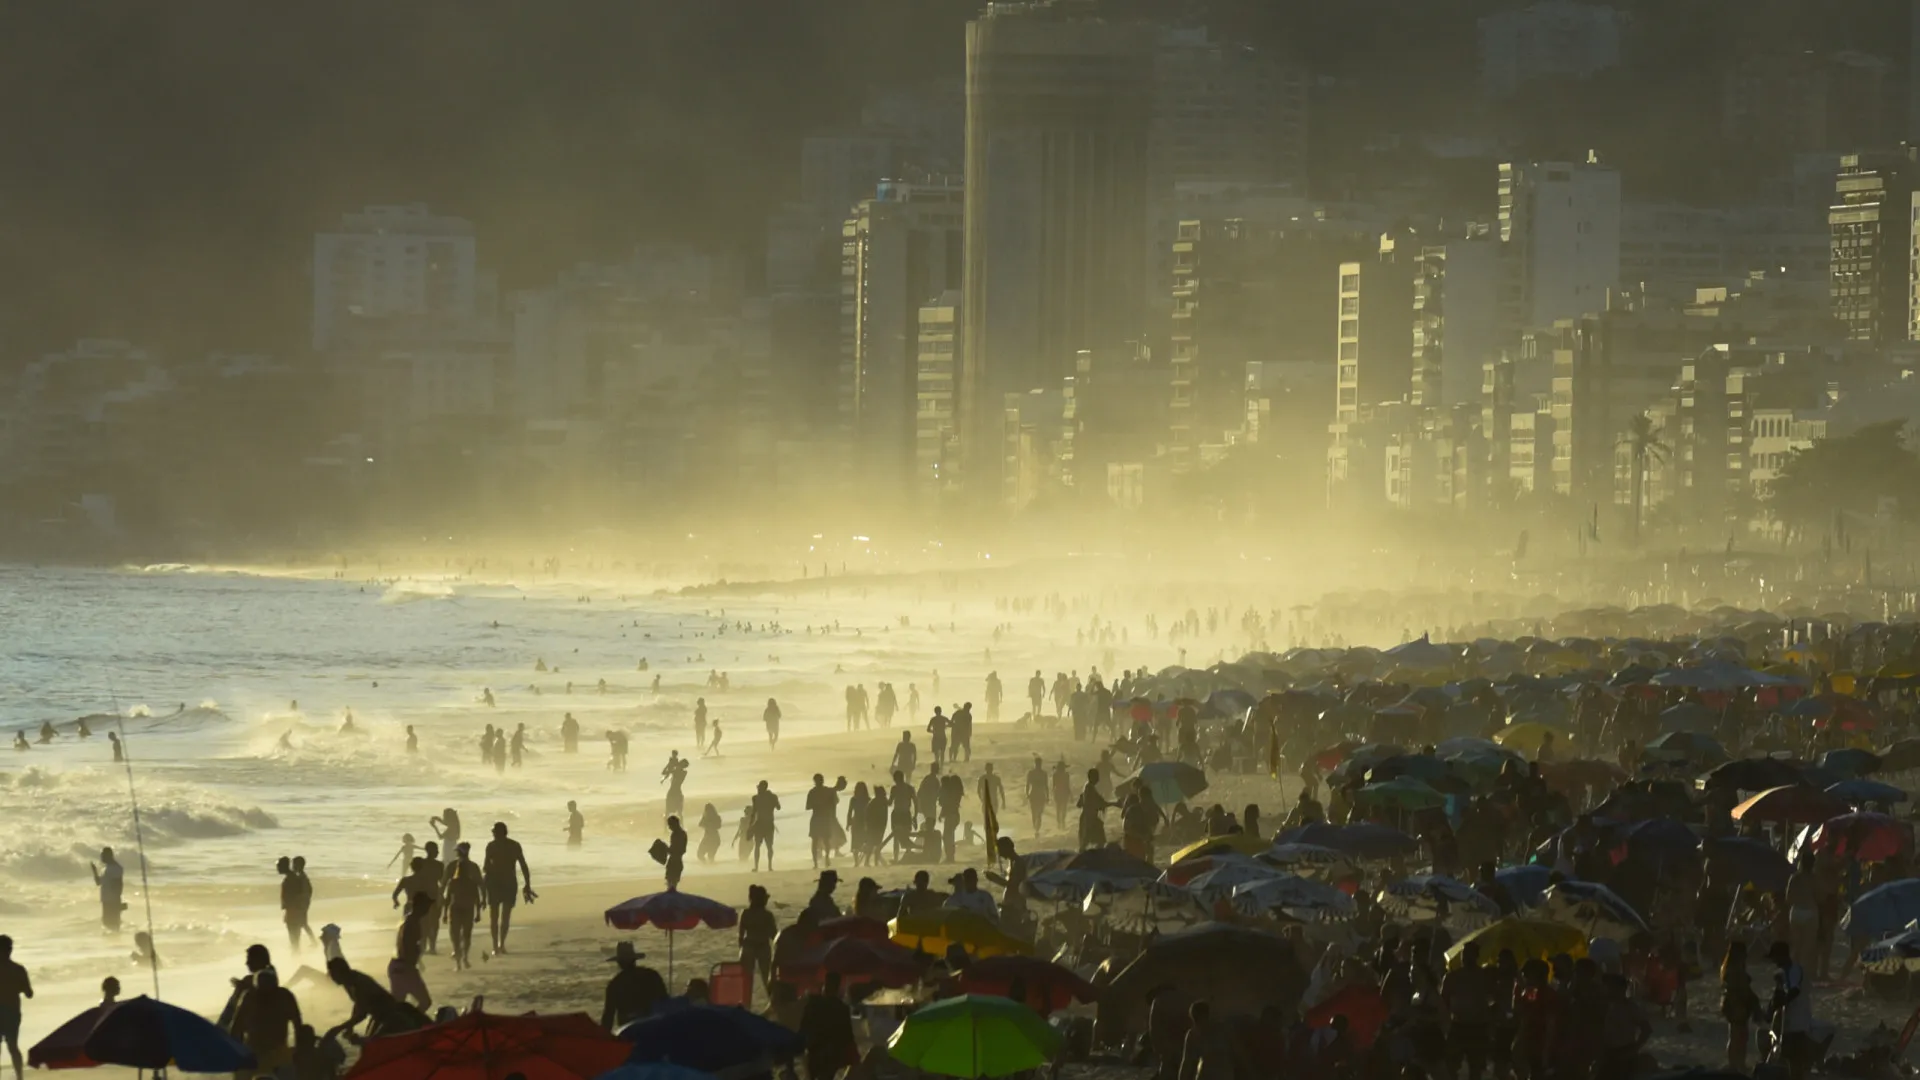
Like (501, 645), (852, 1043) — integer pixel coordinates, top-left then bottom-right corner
(800, 972), (856, 1080)
(565, 801), (585, 847)
(91, 848), (124, 932)
(0, 936), (31, 1080)
(482, 822), (532, 955)
(663, 816), (688, 891)
(443, 842), (485, 971)
(429, 808), (461, 855)
(322, 957), (428, 1041)
(108, 731), (122, 762)
(560, 712), (579, 753)
(750, 780), (781, 870)
(763, 698), (782, 748)
(600, 941), (666, 1032)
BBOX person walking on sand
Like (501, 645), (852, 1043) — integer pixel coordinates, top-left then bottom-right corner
(482, 822), (532, 956)
(1076, 768), (1112, 849)
(286, 856), (316, 949)
(805, 774), (849, 869)
(763, 698), (782, 749)
(1027, 671), (1045, 720)
(1025, 756), (1049, 836)
(564, 801), (585, 847)
(693, 698), (708, 751)
(0, 936), (31, 1080)
(662, 816), (689, 891)
(750, 781), (781, 871)
(706, 719), (724, 758)
(926, 708), (949, 764)
(1051, 761), (1072, 831)
(985, 671), (1003, 723)
(891, 732), (917, 777)
(443, 842), (485, 971)
(91, 848), (125, 932)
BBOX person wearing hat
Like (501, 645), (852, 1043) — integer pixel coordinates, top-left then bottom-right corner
(600, 941), (666, 1033)
(806, 870), (842, 921)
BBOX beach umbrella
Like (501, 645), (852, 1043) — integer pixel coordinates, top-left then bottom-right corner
(1204, 688), (1257, 719)
(1849, 880), (1920, 939)
(1493, 722), (1565, 754)
(1354, 776), (1448, 812)
(1230, 874), (1355, 919)
(1880, 738), (1920, 772)
(1703, 758), (1805, 792)
(28, 1000), (116, 1070)
(1537, 882), (1648, 941)
(1024, 867), (1143, 902)
(605, 891), (738, 983)
(350, 1011), (629, 1080)
(812, 915), (892, 945)
(1800, 812), (1911, 863)
(1731, 784), (1852, 826)
(957, 956), (1098, 1016)
(1703, 836), (1791, 892)
(1827, 779), (1908, 806)
(887, 995), (1062, 1078)
(593, 1064), (715, 1080)
(1820, 748), (1882, 777)
(1383, 635), (1455, 671)
(77, 996), (255, 1075)
(1086, 878), (1211, 935)
(1537, 759), (1627, 794)
(890, 909), (1032, 959)
(1128, 762), (1210, 806)
(1168, 832), (1271, 864)
(1859, 923), (1920, 974)
(782, 937), (925, 991)
(1379, 875), (1498, 928)
(1304, 984), (1388, 1050)
(1261, 843), (1356, 875)
(1658, 702), (1717, 734)
(1059, 845), (1158, 880)
(1445, 917), (1588, 966)
(1275, 822), (1420, 860)
(1643, 731), (1729, 764)
(619, 1005), (804, 1074)
(1184, 856), (1288, 903)
(1494, 865), (1552, 909)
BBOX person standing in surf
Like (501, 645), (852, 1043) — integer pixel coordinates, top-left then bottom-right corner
(763, 699), (782, 749)
(661, 751), (690, 821)
(749, 781), (781, 871)
(90, 848), (125, 933)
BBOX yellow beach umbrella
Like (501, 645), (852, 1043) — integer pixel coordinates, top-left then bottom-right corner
(1169, 832), (1272, 865)
(1446, 916), (1588, 967)
(891, 909), (1033, 959)
(1493, 722), (1564, 754)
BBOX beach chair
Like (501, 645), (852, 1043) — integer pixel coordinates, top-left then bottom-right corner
(708, 960), (752, 1007)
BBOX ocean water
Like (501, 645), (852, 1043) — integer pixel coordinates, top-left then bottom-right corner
(0, 563), (1003, 992)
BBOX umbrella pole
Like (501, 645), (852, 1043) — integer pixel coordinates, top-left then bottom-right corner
(668, 928), (675, 987)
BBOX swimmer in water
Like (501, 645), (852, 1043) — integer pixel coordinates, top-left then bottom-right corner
(38, 720), (55, 744)
(405, 725), (418, 754)
(12, 730), (28, 751)
(482, 688), (496, 708)
(339, 709), (355, 734)
(278, 731), (294, 752)
(564, 802), (584, 847)
(75, 717), (92, 739)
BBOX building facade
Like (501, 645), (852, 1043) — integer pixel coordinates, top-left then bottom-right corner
(1499, 158), (1621, 333)
(1828, 148), (1920, 344)
(312, 204), (485, 353)
(962, 0), (1155, 499)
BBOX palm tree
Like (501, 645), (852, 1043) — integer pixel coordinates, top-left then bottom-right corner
(1619, 414), (1669, 544)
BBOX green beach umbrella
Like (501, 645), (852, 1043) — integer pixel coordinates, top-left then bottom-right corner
(887, 995), (1063, 1078)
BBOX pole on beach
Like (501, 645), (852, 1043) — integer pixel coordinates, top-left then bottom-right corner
(112, 705), (162, 1001)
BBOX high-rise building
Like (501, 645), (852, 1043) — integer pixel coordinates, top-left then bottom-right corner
(1334, 234), (1415, 425)
(1498, 158), (1621, 332)
(312, 204), (485, 353)
(840, 177), (964, 491)
(1828, 147), (1920, 343)
(802, 133), (910, 224)
(1410, 233), (1504, 408)
(1477, 0), (1626, 100)
(914, 292), (964, 506)
(1541, 315), (1614, 511)
(961, 0), (1155, 498)
(1151, 27), (1308, 190)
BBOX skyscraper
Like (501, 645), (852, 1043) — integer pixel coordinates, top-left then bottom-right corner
(312, 204), (486, 354)
(1828, 147), (1920, 343)
(961, 0), (1155, 497)
(1498, 157), (1621, 332)
(840, 176), (964, 491)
